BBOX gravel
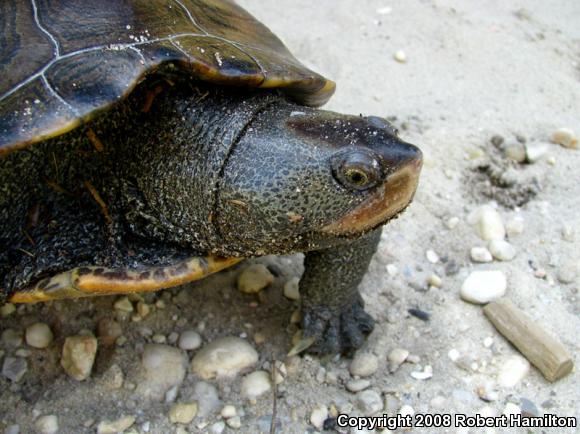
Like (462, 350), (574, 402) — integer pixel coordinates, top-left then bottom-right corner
(190, 337), (258, 379)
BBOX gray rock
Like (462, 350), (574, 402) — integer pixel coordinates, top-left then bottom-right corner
(137, 344), (187, 399)
(356, 390), (383, 415)
(349, 353), (379, 377)
(2, 357), (27, 382)
(192, 381), (221, 418)
(34, 415), (58, 434)
(178, 330), (202, 351)
(346, 379), (371, 392)
(1, 329), (23, 348)
(241, 370), (272, 400)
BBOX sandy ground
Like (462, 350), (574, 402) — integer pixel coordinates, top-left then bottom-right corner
(1, 0), (579, 433)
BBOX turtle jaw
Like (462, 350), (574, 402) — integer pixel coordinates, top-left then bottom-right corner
(321, 144), (422, 236)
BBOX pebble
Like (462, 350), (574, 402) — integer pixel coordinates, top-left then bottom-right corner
(25, 323), (53, 349)
(503, 402), (521, 417)
(551, 128), (578, 149)
(346, 379), (371, 392)
(96, 415), (135, 434)
(561, 224), (575, 242)
(283, 277), (300, 300)
(113, 296), (134, 312)
(164, 385), (179, 403)
(61, 335), (98, 381)
(446, 216), (460, 229)
(460, 270), (507, 304)
(241, 370), (272, 400)
(309, 405), (328, 430)
(168, 402), (198, 424)
(2, 357), (27, 382)
(498, 355), (530, 387)
(4, 424), (20, 434)
(470, 206), (506, 241)
(426, 249), (439, 263)
(349, 353), (379, 377)
(192, 381), (221, 418)
(99, 364), (124, 390)
(470, 246), (493, 263)
(394, 50), (407, 63)
(505, 217), (525, 237)
(483, 337), (494, 348)
(410, 365), (433, 380)
(2, 329), (23, 347)
(151, 333), (166, 344)
(525, 143), (550, 163)
(386, 263), (399, 276)
(136, 301), (151, 318)
(237, 264), (274, 294)
(191, 337), (258, 379)
(557, 263), (577, 284)
(504, 141), (526, 163)
(520, 397), (540, 417)
(220, 405), (237, 419)
(0, 303), (16, 317)
(388, 348), (409, 372)
(138, 344), (187, 398)
(447, 349), (460, 362)
(356, 390), (383, 415)
(488, 240), (516, 261)
(210, 421), (226, 434)
(34, 415), (58, 434)
(97, 319), (122, 346)
(428, 274), (442, 288)
(226, 416), (241, 429)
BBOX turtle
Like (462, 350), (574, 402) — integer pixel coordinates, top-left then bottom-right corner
(0, 0), (422, 355)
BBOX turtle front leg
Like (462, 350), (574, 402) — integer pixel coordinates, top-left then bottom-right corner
(298, 228), (381, 355)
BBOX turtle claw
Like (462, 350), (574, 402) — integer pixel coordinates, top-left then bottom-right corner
(299, 298), (375, 356)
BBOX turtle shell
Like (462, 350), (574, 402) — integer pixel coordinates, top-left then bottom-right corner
(0, 0), (335, 154)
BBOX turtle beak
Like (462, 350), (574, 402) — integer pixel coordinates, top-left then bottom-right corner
(321, 124), (423, 236)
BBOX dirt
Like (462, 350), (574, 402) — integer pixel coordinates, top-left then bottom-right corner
(1, 0), (579, 433)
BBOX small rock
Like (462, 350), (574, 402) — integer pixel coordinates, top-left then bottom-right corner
(388, 348), (409, 372)
(209, 421), (226, 434)
(151, 333), (166, 344)
(506, 217), (525, 237)
(460, 270), (507, 304)
(168, 402), (198, 424)
(356, 390), (383, 415)
(25, 323), (53, 349)
(561, 224), (575, 242)
(113, 296), (134, 312)
(237, 264), (274, 294)
(241, 370), (272, 400)
(2, 357), (27, 382)
(483, 337), (494, 348)
(394, 50), (407, 63)
(386, 264), (399, 276)
(309, 405), (328, 430)
(446, 216), (460, 229)
(0, 303), (16, 317)
(504, 141), (526, 163)
(220, 405), (237, 419)
(426, 249), (439, 263)
(498, 355), (530, 387)
(2, 329), (23, 347)
(470, 206), (505, 241)
(447, 349), (460, 362)
(191, 337), (258, 379)
(136, 301), (150, 318)
(283, 277), (300, 300)
(427, 274), (442, 288)
(34, 415), (58, 434)
(488, 240), (516, 261)
(503, 402), (521, 417)
(557, 263), (577, 284)
(525, 143), (550, 163)
(399, 405), (415, 417)
(520, 397), (540, 417)
(61, 335), (98, 381)
(410, 365), (433, 380)
(551, 128), (578, 149)
(99, 364), (124, 390)
(4, 424), (20, 434)
(138, 344), (187, 398)
(349, 353), (379, 377)
(96, 416), (135, 434)
(346, 379), (371, 392)
(226, 416), (241, 429)
(97, 319), (122, 346)
(192, 381), (221, 418)
(470, 246), (493, 263)
(164, 385), (179, 403)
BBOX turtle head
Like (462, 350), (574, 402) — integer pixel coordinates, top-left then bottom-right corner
(215, 101), (422, 255)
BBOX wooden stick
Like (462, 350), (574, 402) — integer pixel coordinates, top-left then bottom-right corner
(483, 298), (574, 382)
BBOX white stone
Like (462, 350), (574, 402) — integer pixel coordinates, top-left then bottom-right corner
(460, 270), (507, 304)
(349, 353), (379, 377)
(283, 277), (300, 300)
(237, 264), (274, 294)
(220, 405), (237, 419)
(138, 344), (187, 398)
(488, 240), (516, 261)
(178, 330), (202, 351)
(346, 379), (371, 392)
(525, 143), (550, 163)
(386, 264), (399, 276)
(498, 356), (530, 387)
(426, 249), (440, 263)
(410, 365), (433, 380)
(483, 337), (494, 348)
(168, 402), (198, 424)
(226, 416), (241, 429)
(388, 348), (409, 372)
(192, 381), (221, 418)
(210, 421), (226, 434)
(447, 349), (460, 362)
(470, 206), (505, 241)
(61, 335), (98, 381)
(25, 322), (53, 348)
(191, 337), (258, 379)
(446, 216), (460, 229)
(506, 217), (525, 237)
(241, 370), (272, 400)
(96, 416), (135, 434)
(394, 50), (407, 63)
(428, 274), (442, 288)
(35, 415), (58, 434)
(399, 405), (415, 417)
(470, 247), (493, 263)
(113, 296), (134, 312)
(356, 390), (383, 415)
(551, 128), (578, 149)
(503, 402), (521, 417)
(309, 405), (328, 430)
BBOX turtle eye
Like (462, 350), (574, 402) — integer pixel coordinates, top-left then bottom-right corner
(332, 150), (382, 191)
